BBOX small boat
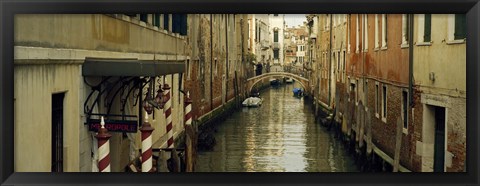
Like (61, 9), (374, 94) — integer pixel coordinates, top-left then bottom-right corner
(285, 77), (293, 84)
(242, 97), (263, 107)
(270, 78), (281, 86)
(293, 88), (303, 97)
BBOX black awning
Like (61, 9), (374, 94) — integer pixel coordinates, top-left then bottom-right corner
(82, 58), (185, 77)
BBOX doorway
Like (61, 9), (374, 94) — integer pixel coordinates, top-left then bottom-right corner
(52, 93), (65, 172)
(433, 106), (446, 172)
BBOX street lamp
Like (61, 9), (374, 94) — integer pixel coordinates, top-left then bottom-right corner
(143, 87), (154, 114)
(154, 84), (164, 109)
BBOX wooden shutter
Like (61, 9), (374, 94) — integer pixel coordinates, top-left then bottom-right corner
(454, 14), (466, 40)
(424, 14), (432, 42)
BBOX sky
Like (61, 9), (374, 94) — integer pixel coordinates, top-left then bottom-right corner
(284, 14), (306, 28)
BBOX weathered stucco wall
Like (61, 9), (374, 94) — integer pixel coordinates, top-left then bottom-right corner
(15, 14), (185, 56)
(14, 64), (82, 172)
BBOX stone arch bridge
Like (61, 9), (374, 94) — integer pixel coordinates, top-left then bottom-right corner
(246, 72), (310, 94)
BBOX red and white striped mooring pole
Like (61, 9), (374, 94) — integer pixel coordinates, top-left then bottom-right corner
(96, 116), (112, 172)
(163, 83), (174, 148)
(140, 111), (155, 172)
(185, 91), (192, 126)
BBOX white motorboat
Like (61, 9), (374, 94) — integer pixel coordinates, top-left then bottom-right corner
(285, 77), (293, 83)
(242, 97), (263, 107)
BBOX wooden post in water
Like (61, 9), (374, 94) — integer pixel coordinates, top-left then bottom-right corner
(366, 110), (373, 154)
(358, 102), (364, 148)
(184, 91), (195, 172)
(393, 116), (403, 172)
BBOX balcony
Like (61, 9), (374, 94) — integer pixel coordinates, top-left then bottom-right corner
(261, 40), (270, 50)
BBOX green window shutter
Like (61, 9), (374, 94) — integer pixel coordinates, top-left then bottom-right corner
(385, 16), (388, 44)
(274, 49), (279, 59)
(274, 30), (278, 42)
(424, 14), (431, 42)
(140, 14), (148, 23)
(180, 14), (188, 36)
(154, 14), (160, 27)
(405, 15), (409, 42)
(164, 14), (169, 31)
(454, 14), (466, 40)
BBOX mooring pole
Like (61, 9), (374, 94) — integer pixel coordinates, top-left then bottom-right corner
(163, 83), (174, 148)
(140, 112), (155, 172)
(96, 116), (112, 172)
(184, 91), (195, 172)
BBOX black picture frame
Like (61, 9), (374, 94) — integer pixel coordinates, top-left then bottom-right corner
(1, 0), (478, 185)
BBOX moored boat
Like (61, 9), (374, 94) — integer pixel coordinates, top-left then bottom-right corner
(285, 77), (293, 83)
(242, 97), (263, 107)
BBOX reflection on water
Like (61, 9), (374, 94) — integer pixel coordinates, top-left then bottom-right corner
(195, 82), (359, 172)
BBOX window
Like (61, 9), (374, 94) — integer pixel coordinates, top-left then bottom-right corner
(424, 14), (432, 42)
(274, 30), (279, 42)
(382, 85), (387, 120)
(180, 14), (188, 36)
(356, 79), (359, 104)
(153, 14), (161, 27)
(381, 14), (387, 48)
(274, 14), (278, 16)
(337, 51), (340, 81)
(402, 90), (408, 131)
(259, 28), (261, 41)
(140, 14), (148, 23)
(402, 14), (410, 47)
(274, 49), (279, 59)
(454, 14), (466, 40)
(172, 14), (181, 34)
(164, 14), (170, 31)
(350, 83), (356, 103)
(52, 93), (65, 172)
(348, 14), (351, 53)
(356, 14), (360, 53)
(375, 83), (379, 116)
(363, 14), (368, 52)
(214, 58), (218, 76)
(374, 14), (379, 49)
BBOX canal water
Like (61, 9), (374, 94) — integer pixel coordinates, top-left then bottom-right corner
(195, 82), (359, 172)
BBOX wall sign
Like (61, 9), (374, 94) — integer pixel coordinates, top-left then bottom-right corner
(87, 119), (138, 133)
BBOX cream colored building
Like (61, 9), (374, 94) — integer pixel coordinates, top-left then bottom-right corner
(412, 14), (466, 172)
(248, 14), (272, 70)
(14, 14), (187, 172)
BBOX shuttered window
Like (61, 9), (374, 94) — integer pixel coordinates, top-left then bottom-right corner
(424, 14), (431, 42)
(164, 14), (169, 31)
(140, 14), (148, 23)
(153, 14), (161, 27)
(274, 30), (278, 42)
(180, 14), (188, 36)
(172, 14), (181, 34)
(454, 14), (466, 40)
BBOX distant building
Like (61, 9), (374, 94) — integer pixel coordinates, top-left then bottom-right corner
(269, 14), (285, 68)
(248, 14), (271, 73)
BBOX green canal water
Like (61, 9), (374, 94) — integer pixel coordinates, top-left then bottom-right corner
(195, 82), (359, 172)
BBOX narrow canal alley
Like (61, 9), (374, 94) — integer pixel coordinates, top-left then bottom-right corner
(195, 82), (358, 172)
(11, 13), (466, 173)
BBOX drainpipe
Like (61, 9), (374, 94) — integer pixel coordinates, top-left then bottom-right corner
(408, 14), (414, 107)
(210, 14), (214, 110)
(328, 14), (333, 108)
